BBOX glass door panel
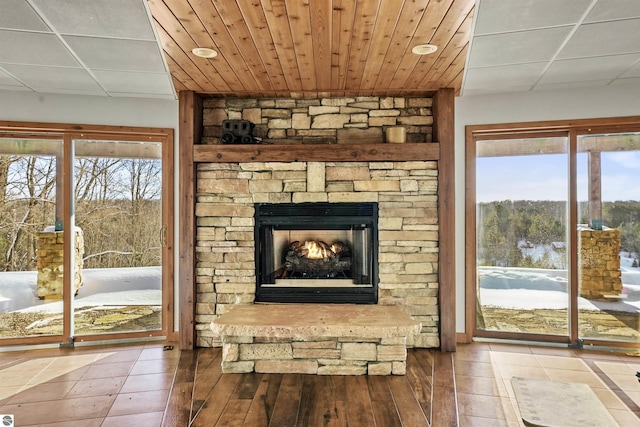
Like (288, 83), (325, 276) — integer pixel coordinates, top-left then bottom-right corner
(577, 133), (640, 343)
(72, 139), (163, 336)
(476, 136), (570, 337)
(0, 138), (64, 339)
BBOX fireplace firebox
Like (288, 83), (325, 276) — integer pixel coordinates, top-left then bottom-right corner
(255, 202), (378, 304)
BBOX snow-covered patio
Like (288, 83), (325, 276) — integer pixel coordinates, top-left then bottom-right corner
(479, 255), (640, 313)
(0, 266), (161, 313)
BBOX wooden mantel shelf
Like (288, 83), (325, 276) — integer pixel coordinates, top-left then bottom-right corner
(193, 142), (440, 163)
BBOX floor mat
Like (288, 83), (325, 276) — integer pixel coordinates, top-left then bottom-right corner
(511, 377), (618, 426)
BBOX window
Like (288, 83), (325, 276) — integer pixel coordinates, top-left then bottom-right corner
(467, 118), (640, 348)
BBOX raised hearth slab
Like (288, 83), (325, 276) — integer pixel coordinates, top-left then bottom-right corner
(211, 303), (421, 338)
(211, 304), (421, 375)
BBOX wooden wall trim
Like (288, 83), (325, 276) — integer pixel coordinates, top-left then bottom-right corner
(162, 130), (176, 341)
(456, 332), (472, 344)
(465, 115), (640, 135)
(0, 121), (173, 137)
(179, 91), (201, 350)
(193, 142), (440, 163)
(434, 88), (456, 352)
(464, 126), (477, 342)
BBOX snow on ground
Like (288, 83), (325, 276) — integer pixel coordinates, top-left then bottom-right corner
(0, 266), (161, 313)
(3, 257), (640, 315)
(479, 265), (640, 313)
(18, 289), (162, 314)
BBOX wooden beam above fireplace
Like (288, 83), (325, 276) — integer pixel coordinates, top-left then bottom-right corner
(193, 142), (440, 163)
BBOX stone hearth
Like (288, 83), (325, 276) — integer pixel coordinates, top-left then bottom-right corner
(211, 304), (421, 375)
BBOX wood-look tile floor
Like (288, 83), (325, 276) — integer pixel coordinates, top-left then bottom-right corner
(1, 341), (640, 426)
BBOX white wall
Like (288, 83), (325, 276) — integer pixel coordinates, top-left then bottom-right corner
(0, 90), (177, 128)
(454, 84), (640, 334)
(0, 90), (180, 331)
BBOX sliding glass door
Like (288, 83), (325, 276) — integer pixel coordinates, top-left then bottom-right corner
(0, 137), (65, 341)
(473, 134), (570, 341)
(469, 120), (640, 348)
(0, 124), (173, 346)
(576, 132), (640, 344)
(72, 139), (164, 337)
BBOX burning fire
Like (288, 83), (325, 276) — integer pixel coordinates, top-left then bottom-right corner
(304, 240), (335, 259)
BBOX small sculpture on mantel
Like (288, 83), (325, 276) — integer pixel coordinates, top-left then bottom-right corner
(220, 119), (257, 144)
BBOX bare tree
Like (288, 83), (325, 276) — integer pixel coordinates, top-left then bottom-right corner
(75, 157), (162, 268)
(0, 147), (162, 271)
(2, 155), (57, 271)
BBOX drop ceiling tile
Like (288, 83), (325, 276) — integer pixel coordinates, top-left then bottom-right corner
(30, 0), (155, 39)
(464, 62), (548, 92)
(558, 19), (640, 59)
(0, 30), (80, 67)
(619, 60), (640, 78)
(0, 67), (25, 86)
(1, 64), (103, 91)
(474, 0), (592, 35)
(539, 54), (640, 84)
(468, 27), (573, 68)
(534, 79), (611, 91)
(0, 85), (31, 92)
(0, 0), (50, 32)
(462, 86), (532, 97)
(107, 92), (178, 100)
(63, 36), (166, 72)
(92, 70), (173, 95)
(29, 87), (106, 96)
(585, 0), (640, 22)
(611, 76), (640, 86)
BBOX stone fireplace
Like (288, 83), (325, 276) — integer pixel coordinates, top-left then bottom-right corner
(193, 95), (443, 350)
(195, 159), (439, 348)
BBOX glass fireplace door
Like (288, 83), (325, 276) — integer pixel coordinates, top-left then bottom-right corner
(255, 202), (378, 304)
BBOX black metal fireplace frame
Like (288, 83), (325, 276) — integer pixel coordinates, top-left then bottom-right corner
(254, 202), (378, 304)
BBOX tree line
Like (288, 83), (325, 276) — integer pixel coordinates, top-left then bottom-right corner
(0, 154), (162, 272)
(478, 200), (640, 269)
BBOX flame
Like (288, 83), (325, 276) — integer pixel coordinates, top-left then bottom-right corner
(304, 240), (329, 259)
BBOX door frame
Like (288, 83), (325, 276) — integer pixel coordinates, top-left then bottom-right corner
(0, 121), (175, 346)
(466, 116), (640, 348)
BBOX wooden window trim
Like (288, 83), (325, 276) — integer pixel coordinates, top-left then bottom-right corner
(0, 121), (175, 346)
(465, 115), (640, 346)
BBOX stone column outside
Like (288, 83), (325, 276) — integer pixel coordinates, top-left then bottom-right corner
(36, 226), (84, 299)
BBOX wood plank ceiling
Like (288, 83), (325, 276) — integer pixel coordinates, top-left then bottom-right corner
(148, 0), (475, 98)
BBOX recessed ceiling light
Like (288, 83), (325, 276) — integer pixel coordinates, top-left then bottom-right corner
(192, 47), (218, 58)
(412, 44), (438, 55)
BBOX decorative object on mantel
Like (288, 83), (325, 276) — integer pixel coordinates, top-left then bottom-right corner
(385, 126), (406, 143)
(220, 119), (257, 144)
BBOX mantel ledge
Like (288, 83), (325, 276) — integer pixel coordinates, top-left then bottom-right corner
(193, 142), (440, 163)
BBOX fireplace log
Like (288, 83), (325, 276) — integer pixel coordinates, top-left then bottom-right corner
(284, 240), (351, 277)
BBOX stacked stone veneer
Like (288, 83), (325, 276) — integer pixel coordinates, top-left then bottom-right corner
(36, 228), (84, 299)
(578, 228), (623, 299)
(195, 160), (440, 348)
(212, 302), (421, 375)
(201, 96), (433, 144)
(223, 336), (409, 375)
